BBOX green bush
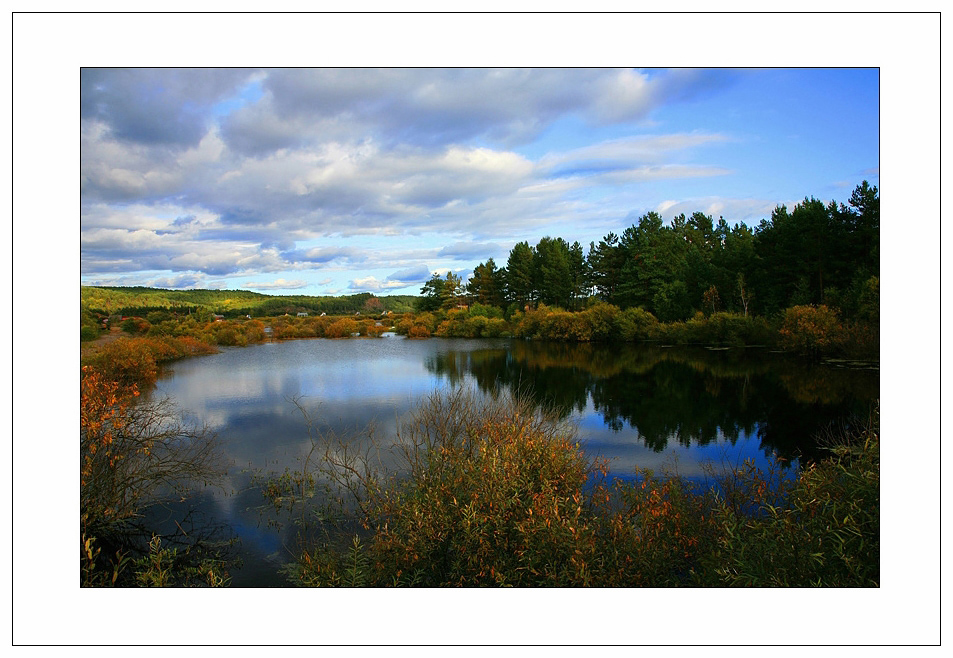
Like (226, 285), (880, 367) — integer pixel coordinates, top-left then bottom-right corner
(81, 325), (100, 342)
(580, 303), (619, 342)
(701, 431), (879, 586)
(468, 303), (503, 319)
(481, 317), (510, 338)
(617, 307), (659, 341)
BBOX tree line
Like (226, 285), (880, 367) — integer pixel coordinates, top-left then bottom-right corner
(419, 181), (879, 323)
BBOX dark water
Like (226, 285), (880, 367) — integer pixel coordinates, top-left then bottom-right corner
(151, 335), (879, 586)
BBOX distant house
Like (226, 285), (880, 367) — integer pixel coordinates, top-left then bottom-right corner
(297, 312), (308, 317)
(213, 314), (225, 322)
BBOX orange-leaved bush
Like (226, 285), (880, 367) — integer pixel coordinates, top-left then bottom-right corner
(778, 305), (845, 357)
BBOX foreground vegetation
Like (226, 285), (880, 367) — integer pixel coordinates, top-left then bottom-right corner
(266, 388), (878, 588)
(81, 364), (232, 586)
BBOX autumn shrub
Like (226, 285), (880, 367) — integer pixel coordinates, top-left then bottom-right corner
(481, 317), (510, 338)
(841, 321), (879, 360)
(513, 305), (551, 339)
(617, 307), (659, 342)
(363, 323), (389, 337)
(90, 336), (217, 386)
(292, 388), (612, 587)
(121, 316), (151, 335)
(407, 324), (432, 338)
(91, 338), (160, 385)
(81, 366), (225, 586)
(132, 535), (230, 588)
(325, 318), (361, 338)
(81, 325), (100, 342)
(460, 314), (489, 338)
(414, 312), (440, 333)
(283, 388), (879, 588)
(214, 324), (245, 346)
(779, 305), (846, 357)
(242, 319), (267, 342)
(537, 309), (581, 341)
(601, 471), (723, 586)
(579, 302), (619, 342)
(435, 309), (468, 337)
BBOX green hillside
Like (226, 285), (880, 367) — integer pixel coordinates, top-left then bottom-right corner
(81, 286), (419, 317)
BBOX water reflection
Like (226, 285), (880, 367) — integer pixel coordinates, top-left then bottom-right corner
(153, 336), (878, 585)
(425, 341), (879, 463)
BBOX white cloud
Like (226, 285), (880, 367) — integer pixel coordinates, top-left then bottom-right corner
(651, 197), (781, 224)
(240, 278), (308, 290)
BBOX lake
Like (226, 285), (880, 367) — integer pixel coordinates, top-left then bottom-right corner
(151, 335), (879, 586)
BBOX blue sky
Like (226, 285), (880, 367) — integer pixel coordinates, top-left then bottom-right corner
(80, 67), (879, 296)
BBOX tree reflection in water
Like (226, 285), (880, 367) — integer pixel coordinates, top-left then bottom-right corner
(426, 342), (878, 464)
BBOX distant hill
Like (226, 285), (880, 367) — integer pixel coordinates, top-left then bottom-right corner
(81, 286), (419, 317)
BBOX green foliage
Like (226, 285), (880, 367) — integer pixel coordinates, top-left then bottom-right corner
(578, 302), (619, 341)
(467, 302), (503, 319)
(660, 312), (774, 347)
(506, 241), (537, 310)
(467, 259), (505, 308)
(617, 307), (659, 341)
(81, 325), (100, 342)
(133, 536), (231, 588)
(652, 280), (692, 322)
(417, 273), (446, 312)
(701, 429), (879, 586)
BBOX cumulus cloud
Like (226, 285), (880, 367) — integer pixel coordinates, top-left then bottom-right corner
(240, 278), (308, 290)
(437, 242), (504, 260)
(538, 133), (732, 175)
(80, 68), (748, 290)
(347, 276), (407, 292)
(149, 273), (208, 289)
(385, 264), (431, 284)
(653, 197), (781, 224)
(81, 68), (257, 147)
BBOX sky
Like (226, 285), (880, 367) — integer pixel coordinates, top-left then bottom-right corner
(80, 67), (880, 297)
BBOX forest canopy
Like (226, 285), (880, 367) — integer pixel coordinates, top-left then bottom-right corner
(421, 181), (879, 323)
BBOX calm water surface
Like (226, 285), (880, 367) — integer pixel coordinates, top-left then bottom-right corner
(152, 335), (879, 586)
